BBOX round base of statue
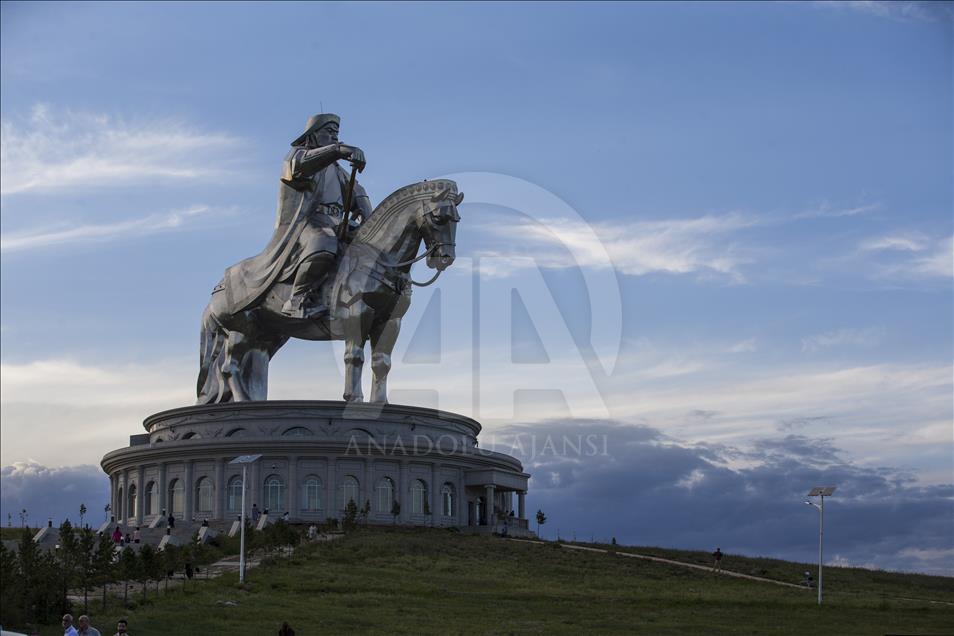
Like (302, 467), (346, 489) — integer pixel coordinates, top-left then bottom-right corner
(101, 401), (531, 537)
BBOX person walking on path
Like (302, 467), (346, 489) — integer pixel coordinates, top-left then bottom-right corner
(712, 547), (724, 573)
(167, 512), (175, 529)
(132, 527), (141, 544)
(77, 614), (102, 636)
(111, 526), (122, 544)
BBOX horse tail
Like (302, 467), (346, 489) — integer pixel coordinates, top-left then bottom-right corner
(196, 300), (231, 404)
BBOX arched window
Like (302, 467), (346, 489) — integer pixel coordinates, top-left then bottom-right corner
(301, 476), (322, 511)
(338, 475), (359, 510)
(264, 475), (285, 513)
(375, 478), (394, 513)
(127, 484), (138, 519)
(225, 428), (248, 437)
(145, 481), (158, 516)
(168, 479), (184, 515)
(282, 427), (313, 437)
(116, 486), (124, 519)
(411, 479), (429, 515)
(441, 483), (455, 517)
(196, 477), (213, 513)
(227, 476), (244, 512)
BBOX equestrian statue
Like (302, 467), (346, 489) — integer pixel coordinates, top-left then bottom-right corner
(197, 113), (462, 404)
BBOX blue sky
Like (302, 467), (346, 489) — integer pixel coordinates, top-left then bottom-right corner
(1, 2), (951, 574)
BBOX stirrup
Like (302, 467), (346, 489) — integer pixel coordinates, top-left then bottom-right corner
(281, 295), (306, 318)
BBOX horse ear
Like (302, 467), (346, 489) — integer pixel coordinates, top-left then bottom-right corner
(454, 192), (464, 205)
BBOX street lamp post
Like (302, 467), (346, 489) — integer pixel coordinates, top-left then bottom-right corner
(229, 454), (262, 584)
(805, 486), (836, 605)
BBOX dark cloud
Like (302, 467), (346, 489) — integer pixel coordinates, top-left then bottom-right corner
(487, 420), (954, 576)
(0, 462), (109, 529)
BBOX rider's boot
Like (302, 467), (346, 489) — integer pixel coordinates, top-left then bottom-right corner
(282, 251), (335, 318)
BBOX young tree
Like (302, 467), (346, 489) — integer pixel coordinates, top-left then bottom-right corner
(535, 509), (547, 538)
(57, 519), (80, 607)
(0, 541), (23, 627)
(118, 547), (138, 605)
(138, 544), (160, 601)
(79, 504), (88, 529)
(93, 530), (117, 611)
(161, 544), (181, 594)
(77, 527), (97, 614)
(343, 499), (358, 532)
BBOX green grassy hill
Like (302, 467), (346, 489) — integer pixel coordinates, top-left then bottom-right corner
(35, 528), (954, 635)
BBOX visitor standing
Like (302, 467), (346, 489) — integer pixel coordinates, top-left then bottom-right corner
(712, 547), (723, 573)
(113, 618), (128, 635)
(252, 504), (261, 523)
(167, 512), (175, 529)
(132, 527), (141, 544)
(77, 614), (102, 636)
(278, 622), (296, 636)
(62, 613), (79, 636)
(111, 526), (122, 544)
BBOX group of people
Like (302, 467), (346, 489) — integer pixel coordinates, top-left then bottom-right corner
(61, 614), (126, 636)
(109, 526), (141, 547)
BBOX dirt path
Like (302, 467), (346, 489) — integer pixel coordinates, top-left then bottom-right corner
(510, 538), (809, 590)
(68, 533), (343, 605)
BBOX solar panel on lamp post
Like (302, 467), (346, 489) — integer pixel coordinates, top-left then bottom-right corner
(230, 454), (262, 584)
(805, 486), (836, 605)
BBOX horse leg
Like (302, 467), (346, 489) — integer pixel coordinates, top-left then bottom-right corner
(369, 316), (403, 404)
(222, 331), (253, 401)
(342, 302), (369, 402)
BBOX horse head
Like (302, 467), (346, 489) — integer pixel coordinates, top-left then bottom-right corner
(421, 185), (463, 271)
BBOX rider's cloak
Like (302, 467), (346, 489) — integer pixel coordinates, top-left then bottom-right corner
(220, 148), (368, 313)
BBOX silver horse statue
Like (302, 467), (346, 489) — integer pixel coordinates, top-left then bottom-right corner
(197, 179), (462, 404)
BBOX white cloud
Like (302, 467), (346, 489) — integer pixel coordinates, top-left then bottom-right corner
(801, 326), (886, 352)
(817, 1), (953, 23)
(479, 213), (758, 281)
(794, 202), (880, 220)
(0, 204), (238, 252)
(0, 104), (244, 195)
(726, 338), (758, 354)
(860, 233), (928, 253)
(863, 234), (954, 280)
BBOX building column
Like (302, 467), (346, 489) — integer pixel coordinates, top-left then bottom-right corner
(158, 463), (167, 517)
(288, 455), (299, 519)
(518, 491), (526, 520)
(484, 484), (496, 527)
(135, 466), (145, 526)
(429, 464), (438, 522)
(399, 461), (409, 523)
(122, 468), (131, 524)
(457, 470), (465, 524)
(364, 459), (374, 516)
(184, 461), (194, 523)
(326, 459), (336, 519)
(213, 458), (225, 520)
(109, 473), (117, 522)
(250, 460), (261, 513)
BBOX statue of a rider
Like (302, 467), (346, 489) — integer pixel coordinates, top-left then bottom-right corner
(222, 113), (372, 318)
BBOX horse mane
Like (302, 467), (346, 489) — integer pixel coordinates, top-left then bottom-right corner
(353, 179), (459, 245)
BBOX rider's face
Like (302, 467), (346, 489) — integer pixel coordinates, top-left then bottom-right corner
(314, 123), (339, 147)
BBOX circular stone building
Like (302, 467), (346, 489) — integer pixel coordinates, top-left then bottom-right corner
(101, 401), (531, 534)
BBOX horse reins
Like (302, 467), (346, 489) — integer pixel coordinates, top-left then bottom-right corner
(388, 242), (455, 287)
